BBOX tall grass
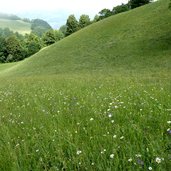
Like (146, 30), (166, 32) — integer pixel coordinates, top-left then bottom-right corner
(0, 72), (170, 170)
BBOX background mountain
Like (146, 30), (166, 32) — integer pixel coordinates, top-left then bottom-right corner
(0, 13), (31, 34)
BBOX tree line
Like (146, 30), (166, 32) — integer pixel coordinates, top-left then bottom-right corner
(0, 27), (64, 63)
(64, 0), (151, 36)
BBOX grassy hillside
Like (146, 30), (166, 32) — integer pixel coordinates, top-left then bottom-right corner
(1, 0), (170, 77)
(0, 19), (31, 34)
(0, 0), (171, 170)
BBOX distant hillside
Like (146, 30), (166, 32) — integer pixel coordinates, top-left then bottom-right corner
(0, 13), (21, 20)
(1, 0), (169, 77)
(0, 18), (31, 35)
(0, 13), (52, 35)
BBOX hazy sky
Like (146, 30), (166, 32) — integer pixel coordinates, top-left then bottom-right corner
(0, 0), (129, 28)
(0, 0), (128, 13)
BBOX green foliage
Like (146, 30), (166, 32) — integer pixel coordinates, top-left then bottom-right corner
(5, 35), (24, 62)
(65, 15), (79, 36)
(79, 14), (91, 28)
(129, 0), (150, 9)
(113, 3), (129, 14)
(31, 19), (52, 37)
(43, 30), (56, 46)
(25, 33), (42, 56)
(43, 30), (64, 46)
(0, 37), (6, 62)
(54, 30), (64, 41)
(99, 8), (113, 20)
(93, 15), (100, 22)
(59, 25), (67, 35)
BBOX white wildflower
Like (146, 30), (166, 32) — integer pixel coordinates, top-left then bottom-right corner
(135, 154), (142, 158)
(108, 114), (112, 118)
(113, 135), (117, 138)
(110, 154), (114, 159)
(128, 158), (133, 162)
(148, 166), (152, 170)
(167, 121), (171, 124)
(90, 118), (94, 121)
(76, 150), (82, 155)
(155, 157), (161, 164)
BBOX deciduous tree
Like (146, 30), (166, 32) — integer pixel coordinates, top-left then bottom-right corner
(79, 15), (91, 28)
(129, 0), (150, 9)
(65, 15), (79, 36)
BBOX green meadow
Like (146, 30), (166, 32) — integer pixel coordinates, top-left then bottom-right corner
(0, 0), (171, 170)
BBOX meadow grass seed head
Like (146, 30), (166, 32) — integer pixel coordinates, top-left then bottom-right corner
(120, 136), (124, 140)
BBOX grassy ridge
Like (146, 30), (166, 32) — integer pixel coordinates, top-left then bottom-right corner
(0, 19), (31, 34)
(0, 0), (171, 170)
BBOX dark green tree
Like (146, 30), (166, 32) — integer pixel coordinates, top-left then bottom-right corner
(113, 3), (129, 14)
(59, 25), (67, 36)
(93, 15), (100, 23)
(25, 33), (42, 56)
(5, 35), (24, 62)
(99, 9), (113, 20)
(0, 37), (6, 62)
(79, 14), (91, 28)
(129, 0), (150, 9)
(65, 15), (79, 36)
(54, 30), (64, 41)
(43, 30), (56, 46)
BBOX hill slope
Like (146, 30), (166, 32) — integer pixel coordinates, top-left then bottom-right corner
(0, 18), (31, 35)
(1, 0), (170, 77)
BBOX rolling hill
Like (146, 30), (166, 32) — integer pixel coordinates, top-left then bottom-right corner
(0, 0), (171, 170)
(1, 0), (170, 77)
(0, 18), (31, 35)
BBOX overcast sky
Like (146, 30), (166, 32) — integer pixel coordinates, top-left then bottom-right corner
(0, 0), (128, 13)
(0, 0), (129, 28)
